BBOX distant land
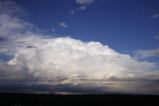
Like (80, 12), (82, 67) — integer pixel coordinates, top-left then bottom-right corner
(0, 92), (159, 105)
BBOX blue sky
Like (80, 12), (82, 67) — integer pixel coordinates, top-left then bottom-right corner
(15, 0), (159, 53)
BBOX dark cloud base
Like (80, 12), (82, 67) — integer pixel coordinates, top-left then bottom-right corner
(0, 80), (159, 95)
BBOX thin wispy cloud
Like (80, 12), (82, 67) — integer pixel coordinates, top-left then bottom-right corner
(134, 33), (159, 59)
(155, 36), (159, 40)
(154, 32), (159, 40)
(70, 0), (95, 14)
(76, 0), (94, 5)
(151, 14), (159, 19)
(59, 22), (68, 28)
(51, 28), (56, 32)
(134, 49), (159, 59)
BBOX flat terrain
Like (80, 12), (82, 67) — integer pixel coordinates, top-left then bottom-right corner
(0, 93), (158, 105)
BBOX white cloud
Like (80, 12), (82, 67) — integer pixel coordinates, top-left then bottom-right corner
(76, 0), (94, 5)
(4, 35), (157, 81)
(0, 0), (22, 16)
(134, 33), (159, 59)
(59, 22), (68, 28)
(0, 0), (33, 38)
(0, 14), (32, 37)
(134, 49), (159, 59)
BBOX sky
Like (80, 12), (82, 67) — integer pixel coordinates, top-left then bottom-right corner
(15, 0), (159, 53)
(0, 0), (159, 94)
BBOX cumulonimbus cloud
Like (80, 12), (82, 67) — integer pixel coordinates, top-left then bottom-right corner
(7, 35), (156, 80)
(0, 0), (159, 94)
